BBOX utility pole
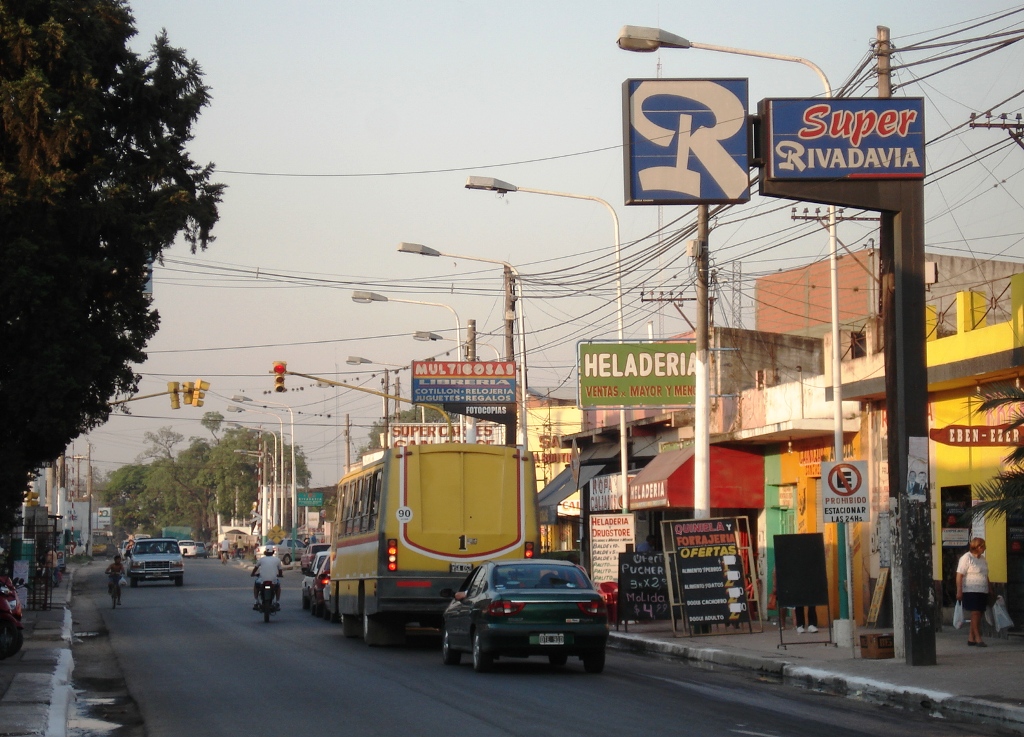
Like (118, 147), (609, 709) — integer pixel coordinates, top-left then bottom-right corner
(382, 369), (390, 449)
(344, 414), (351, 474)
(694, 205), (711, 518)
(466, 319), (478, 443)
(503, 267), (516, 362)
(877, 24), (936, 665)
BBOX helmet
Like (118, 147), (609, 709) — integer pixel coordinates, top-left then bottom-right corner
(264, 545), (275, 555)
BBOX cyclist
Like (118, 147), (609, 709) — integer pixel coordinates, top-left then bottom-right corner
(219, 537), (231, 563)
(105, 555), (126, 604)
(251, 546), (283, 609)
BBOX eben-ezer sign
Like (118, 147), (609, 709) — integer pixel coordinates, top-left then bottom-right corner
(578, 342), (696, 408)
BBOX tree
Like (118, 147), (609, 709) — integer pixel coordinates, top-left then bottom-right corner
(967, 384), (1024, 521)
(0, 0), (224, 529)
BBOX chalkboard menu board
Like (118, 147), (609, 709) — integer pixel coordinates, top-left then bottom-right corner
(773, 533), (828, 607)
(668, 517), (751, 628)
(616, 552), (670, 622)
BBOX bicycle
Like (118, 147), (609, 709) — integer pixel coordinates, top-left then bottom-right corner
(109, 578), (122, 609)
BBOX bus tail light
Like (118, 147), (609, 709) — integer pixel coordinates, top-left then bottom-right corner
(524, 542), (534, 558)
(387, 539), (398, 571)
(487, 599), (525, 616)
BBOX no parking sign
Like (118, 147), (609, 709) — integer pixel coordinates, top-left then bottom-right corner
(821, 461), (869, 523)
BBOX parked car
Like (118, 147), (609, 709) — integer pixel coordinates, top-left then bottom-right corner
(178, 540), (200, 557)
(301, 551), (331, 617)
(300, 542), (331, 574)
(126, 538), (185, 587)
(269, 539), (305, 565)
(193, 542), (209, 558)
(440, 559), (608, 673)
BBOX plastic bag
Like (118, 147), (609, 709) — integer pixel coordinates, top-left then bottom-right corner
(953, 600), (964, 629)
(985, 606), (995, 627)
(993, 595), (1014, 630)
(119, 576), (128, 587)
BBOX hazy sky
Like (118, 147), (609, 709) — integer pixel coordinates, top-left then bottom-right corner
(73, 1), (1024, 488)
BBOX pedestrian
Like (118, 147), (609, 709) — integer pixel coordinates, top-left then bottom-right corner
(957, 536), (993, 646)
(636, 534), (657, 553)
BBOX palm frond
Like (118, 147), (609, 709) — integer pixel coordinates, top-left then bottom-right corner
(960, 470), (1024, 521)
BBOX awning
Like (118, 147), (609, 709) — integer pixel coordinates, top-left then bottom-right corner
(628, 446), (764, 510)
(578, 442), (620, 464)
(537, 465), (603, 509)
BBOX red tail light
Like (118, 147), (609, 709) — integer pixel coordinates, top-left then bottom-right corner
(577, 599), (607, 616)
(524, 542), (534, 558)
(317, 573), (329, 586)
(487, 599), (526, 616)
(387, 539), (398, 571)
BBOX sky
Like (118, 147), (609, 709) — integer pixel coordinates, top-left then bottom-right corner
(72, 1), (1024, 488)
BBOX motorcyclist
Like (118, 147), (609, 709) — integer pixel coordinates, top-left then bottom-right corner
(251, 545), (283, 610)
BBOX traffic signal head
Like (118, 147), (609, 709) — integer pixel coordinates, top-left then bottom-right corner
(192, 379), (210, 407)
(168, 382), (181, 409)
(272, 361), (287, 393)
(182, 382), (195, 406)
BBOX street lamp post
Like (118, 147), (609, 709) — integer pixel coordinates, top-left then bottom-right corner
(233, 395), (297, 550)
(352, 291), (463, 361)
(227, 406), (284, 537)
(462, 179), (630, 514)
(398, 242), (530, 448)
(618, 25), (854, 626)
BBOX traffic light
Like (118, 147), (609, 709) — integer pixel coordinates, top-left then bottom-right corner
(192, 379), (210, 407)
(168, 382), (181, 409)
(182, 382), (195, 406)
(24, 491), (40, 507)
(272, 361), (287, 393)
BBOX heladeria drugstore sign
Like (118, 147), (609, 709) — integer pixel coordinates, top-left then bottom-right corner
(577, 341), (696, 408)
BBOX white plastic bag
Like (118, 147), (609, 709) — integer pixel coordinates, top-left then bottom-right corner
(119, 576), (128, 587)
(953, 600), (964, 629)
(993, 595), (1014, 630)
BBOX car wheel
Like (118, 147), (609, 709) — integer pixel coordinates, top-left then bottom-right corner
(302, 591), (310, 610)
(548, 653), (568, 667)
(582, 651), (605, 674)
(441, 625), (461, 666)
(471, 630), (492, 673)
(282, 554), (292, 565)
(174, 576), (184, 587)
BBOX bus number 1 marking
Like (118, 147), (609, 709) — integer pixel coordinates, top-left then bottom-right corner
(397, 506), (413, 524)
(458, 535), (478, 550)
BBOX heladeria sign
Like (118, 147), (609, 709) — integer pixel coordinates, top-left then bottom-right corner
(762, 98), (925, 181)
(578, 341), (696, 408)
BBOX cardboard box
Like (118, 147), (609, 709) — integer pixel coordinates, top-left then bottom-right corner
(859, 632), (895, 659)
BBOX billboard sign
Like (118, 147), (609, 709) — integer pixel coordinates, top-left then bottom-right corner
(763, 98), (925, 181)
(411, 361), (516, 405)
(623, 78), (750, 205)
(390, 422), (506, 446)
(578, 341), (696, 408)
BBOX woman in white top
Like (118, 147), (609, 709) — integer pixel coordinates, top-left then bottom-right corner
(956, 537), (992, 647)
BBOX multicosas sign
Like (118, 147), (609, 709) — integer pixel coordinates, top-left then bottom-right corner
(762, 98), (925, 181)
(577, 342), (696, 408)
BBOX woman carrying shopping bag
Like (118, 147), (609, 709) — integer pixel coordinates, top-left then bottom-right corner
(956, 537), (993, 647)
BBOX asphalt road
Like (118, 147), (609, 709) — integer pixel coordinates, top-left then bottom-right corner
(69, 559), (1011, 737)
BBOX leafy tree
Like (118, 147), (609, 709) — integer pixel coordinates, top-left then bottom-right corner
(966, 384), (1024, 521)
(0, 0), (224, 529)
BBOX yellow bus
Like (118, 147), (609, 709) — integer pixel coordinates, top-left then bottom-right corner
(328, 442), (539, 645)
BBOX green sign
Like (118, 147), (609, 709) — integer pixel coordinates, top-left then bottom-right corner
(297, 492), (324, 508)
(578, 342), (696, 408)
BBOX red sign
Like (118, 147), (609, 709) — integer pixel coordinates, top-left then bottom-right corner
(930, 424), (1021, 447)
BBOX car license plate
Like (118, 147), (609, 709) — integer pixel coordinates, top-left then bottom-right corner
(537, 633), (564, 646)
(449, 563), (472, 574)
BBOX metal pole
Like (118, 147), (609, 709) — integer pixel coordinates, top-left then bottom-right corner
(694, 206), (711, 518)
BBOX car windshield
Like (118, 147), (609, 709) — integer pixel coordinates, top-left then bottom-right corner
(492, 565), (591, 590)
(134, 541), (177, 555)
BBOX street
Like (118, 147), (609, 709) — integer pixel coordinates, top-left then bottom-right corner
(66, 560), (1012, 737)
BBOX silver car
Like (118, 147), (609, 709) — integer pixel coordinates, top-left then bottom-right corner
(127, 538), (185, 587)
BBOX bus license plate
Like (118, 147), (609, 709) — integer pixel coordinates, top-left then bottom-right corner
(449, 563), (472, 574)
(538, 633), (564, 646)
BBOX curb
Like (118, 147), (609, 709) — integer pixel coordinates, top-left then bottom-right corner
(607, 632), (1024, 733)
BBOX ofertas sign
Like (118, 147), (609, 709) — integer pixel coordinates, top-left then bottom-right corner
(763, 98), (924, 181)
(820, 460), (868, 523)
(578, 341), (696, 408)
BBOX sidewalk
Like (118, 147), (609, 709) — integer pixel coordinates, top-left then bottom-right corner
(608, 618), (1024, 733)
(0, 571), (73, 737)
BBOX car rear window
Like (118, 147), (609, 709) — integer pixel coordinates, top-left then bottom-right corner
(134, 541), (179, 555)
(492, 565), (591, 590)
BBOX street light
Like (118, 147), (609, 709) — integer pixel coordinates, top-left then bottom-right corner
(400, 241), (529, 445)
(618, 26), (853, 624)
(351, 291), (462, 360)
(233, 395), (297, 549)
(463, 180), (630, 513)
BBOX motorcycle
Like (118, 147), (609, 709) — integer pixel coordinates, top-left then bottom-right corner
(253, 577), (280, 623)
(0, 576), (25, 659)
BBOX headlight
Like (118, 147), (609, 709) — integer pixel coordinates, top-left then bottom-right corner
(170, 561), (184, 569)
